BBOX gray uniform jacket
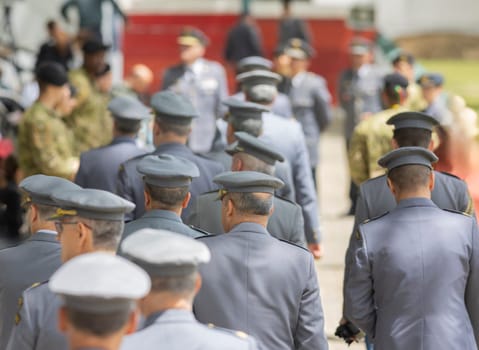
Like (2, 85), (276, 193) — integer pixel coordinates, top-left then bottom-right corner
(121, 309), (259, 350)
(201, 150), (296, 201)
(338, 66), (383, 142)
(186, 191), (306, 246)
(289, 72), (332, 166)
(232, 91), (294, 119)
(262, 112), (321, 243)
(120, 209), (206, 248)
(162, 58), (228, 153)
(345, 198), (479, 349)
(423, 93), (448, 122)
(0, 231), (61, 350)
(7, 283), (65, 350)
(117, 142), (223, 222)
(75, 136), (146, 193)
(194, 222), (328, 350)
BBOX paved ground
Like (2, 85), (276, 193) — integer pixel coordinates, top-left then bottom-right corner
(316, 129), (364, 350)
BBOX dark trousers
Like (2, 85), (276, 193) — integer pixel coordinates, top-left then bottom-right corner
(346, 137), (358, 212)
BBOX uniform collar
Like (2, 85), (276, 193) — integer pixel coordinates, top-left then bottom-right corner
(144, 309), (195, 329)
(29, 230), (60, 242)
(142, 209), (182, 222)
(110, 136), (137, 146)
(396, 197), (436, 209)
(155, 142), (191, 155)
(228, 222), (269, 235)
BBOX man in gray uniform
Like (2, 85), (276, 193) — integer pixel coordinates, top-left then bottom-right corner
(119, 154), (206, 246)
(338, 38), (384, 214)
(285, 38), (333, 181)
(194, 171), (328, 350)
(120, 229), (260, 350)
(49, 252), (150, 350)
(339, 111), (475, 345)
(7, 188), (134, 350)
(117, 91), (223, 222)
(345, 147), (479, 349)
(0, 175), (79, 349)
(240, 69), (323, 258)
(417, 73), (448, 121)
(161, 27), (228, 153)
(234, 55), (293, 118)
(188, 131), (306, 246)
(75, 95), (150, 192)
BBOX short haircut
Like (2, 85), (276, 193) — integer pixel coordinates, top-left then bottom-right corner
(245, 85), (277, 104)
(393, 128), (432, 148)
(155, 117), (191, 137)
(66, 307), (131, 337)
(228, 192), (273, 216)
(388, 164), (431, 193)
(114, 119), (141, 135)
(144, 183), (189, 210)
(150, 271), (197, 296)
(81, 218), (124, 251)
(229, 116), (262, 137)
(384, 86), (407, 105)
(235, 153), (274, 175)
(35, 204), (57, 221)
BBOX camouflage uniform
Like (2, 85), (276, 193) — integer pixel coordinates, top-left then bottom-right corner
(18, 102), (78, 179)
(348, 106), (407, 185)
(67, 68), (112, 155)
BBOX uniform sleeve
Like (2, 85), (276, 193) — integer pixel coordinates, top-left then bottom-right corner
(465, 219), (479, 344)
(290, 204), (306, 247)
(348, 126), (369, 185)
(294, 255), (328, 350)
(6, 291), (36, 350)
(184, 197), (200, 227)
(312, 80), (332, 132)
(215, 65), (229, 119)
(27, 118), (78, 179)
(68, 71), (91, 106)
(291, 127), (321, 244)
(344, 230), (376, 337)
(459, 182), (476, 218)
(116, 163), (135, 221)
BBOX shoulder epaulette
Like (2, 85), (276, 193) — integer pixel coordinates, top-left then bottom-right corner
(195, 234), (220, 240)
(278, 238), (309, 252)
(189, 225), (210, 236)
(438, 171), (461, 180)
(274, 195), (300, 206)
(26, 280), (48, 291)
(443, 208), (472, 217)
(206, 323), (251, 340)
(361, 211), (389, 225)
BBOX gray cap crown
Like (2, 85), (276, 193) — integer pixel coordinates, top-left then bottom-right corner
(49, 252), (150, 313)
(237, 56), (273, 72)
(223, 97), (269, 120)
(50, 188), (135, 221)
(137, 154), (200, 187)
(236, 70), (282, 87)
(19, 175), (81, 207)
(226, 131), (284, 165)
(378, 146), (438, 172)
(108, 95), (151, 121)
(121, 228), (211, 277)
(387, 111), (440, 131)
(150, 91), (198, 120)
(213, 171), (284, 194)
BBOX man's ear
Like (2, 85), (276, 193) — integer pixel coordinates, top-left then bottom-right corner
(125, 310), (139, 335)
(194, 273), (202, 295)
(231, 157), (243, 172)
(429, 169), (435, 191)
(58, 307), (68, 333)
(386, 177), (397, 196)
(144, 190), (151, 209)
(226, 198), (235, 218)
(78, 221), (93, 253)
(182, 192), (191, 209)
(30, 204), (39, 222)
(391, 138), (399, 150)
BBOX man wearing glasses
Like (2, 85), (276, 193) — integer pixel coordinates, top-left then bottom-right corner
(0, 175), (80, 350)
(6, 188), (134, 350)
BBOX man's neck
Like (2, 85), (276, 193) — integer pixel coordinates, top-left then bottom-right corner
(147, 206), (182, 217)
(395, 191), (431, 203)
(227, 216), (268, 232)
(154, 134), (187, 147)
(69, 330), (123, 350)
(38, 95), (57, 111)
(142, 293), (192, 319)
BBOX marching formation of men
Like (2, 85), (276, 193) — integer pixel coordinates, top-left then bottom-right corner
(1, 6), (479, 349)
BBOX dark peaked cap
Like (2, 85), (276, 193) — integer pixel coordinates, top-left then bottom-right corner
(387, 112), (439, 131)
(223, 97), (269, 120)
(19, 175), (81, 207)
(50, 188), (135, 221)
(108, 95), (151, 121)
(121, 228), (211, 277)
(213, 171), (284, 194)
(136, 154), (200, 187)
(150, 91), (198, 121)
(226, 131), (284, 165)
(378, 147), (438, 172)
(236, 70), (282, 87)
(237, 56), (273, 72)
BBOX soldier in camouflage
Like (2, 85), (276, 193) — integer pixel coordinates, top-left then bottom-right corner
(348, 73), (409, 185)
(67, 38), (112, 155)
(18, 62), (78, 179)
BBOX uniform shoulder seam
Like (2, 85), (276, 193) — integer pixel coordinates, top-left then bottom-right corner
(442, 208), (472, 217)
(278, 238), (310, 252)
(361, 211), (389, 225)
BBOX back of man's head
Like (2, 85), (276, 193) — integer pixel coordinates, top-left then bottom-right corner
(228, 191), (273, 217)
(388, 164), (432, 194)
(144, 184), (189, 211)
(228, 115), (263, 137)
(393, 128), (432, 148)
(232, 152), (274, 175)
